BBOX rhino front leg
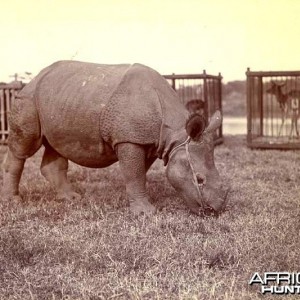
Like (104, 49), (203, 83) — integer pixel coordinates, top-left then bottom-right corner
(116, 143), (156, 215)
(40, 143), (81, 201)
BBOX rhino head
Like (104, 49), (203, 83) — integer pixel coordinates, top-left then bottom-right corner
(166, 111), (229, 215)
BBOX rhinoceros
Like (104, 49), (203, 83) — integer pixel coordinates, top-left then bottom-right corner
(2, 61), (229, 215)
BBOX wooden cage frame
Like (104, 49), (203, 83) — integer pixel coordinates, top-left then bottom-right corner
(247, 68), (300, 149)
(164, 71), (223, 144)
(0, 82), (24, 143)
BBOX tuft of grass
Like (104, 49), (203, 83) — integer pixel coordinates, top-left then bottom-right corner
(0, 135), (300, 299)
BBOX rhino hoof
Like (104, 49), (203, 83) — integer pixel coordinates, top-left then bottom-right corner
(130, 199), (156, 216)
(57, 191), (82, 202)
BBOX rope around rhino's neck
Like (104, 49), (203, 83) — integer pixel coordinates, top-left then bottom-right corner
(168, 136), (191, 160)
(168, 136), (212, 212)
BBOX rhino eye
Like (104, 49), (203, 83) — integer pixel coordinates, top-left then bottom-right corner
(197, 177), (204, 185)
(196, 174), (206, 185)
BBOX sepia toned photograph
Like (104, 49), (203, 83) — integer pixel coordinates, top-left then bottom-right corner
(0, 0), (299, 299)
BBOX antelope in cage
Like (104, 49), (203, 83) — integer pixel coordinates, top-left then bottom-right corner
(266, 81), (300, 138)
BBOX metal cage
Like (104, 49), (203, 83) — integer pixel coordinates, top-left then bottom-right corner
(247, 69), (300, 149)
(164, 71), (223, 144)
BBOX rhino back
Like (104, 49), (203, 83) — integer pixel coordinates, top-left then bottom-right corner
(32, 61), (130, 166)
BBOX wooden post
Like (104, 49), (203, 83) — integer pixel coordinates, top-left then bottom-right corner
(246, 68), (252, 146)
(7, 89), (12, 114)
(0, 89), (5, 142)
(171, 73), (176, 90)
(218, 72), (223, 139)
(258, 77), (264, 136)
(203, 70), (209, 125)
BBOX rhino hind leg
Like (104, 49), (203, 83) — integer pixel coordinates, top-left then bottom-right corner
(116, 143), (156, 215)
(2, 150), (25, 201)
(40, 141), (81, 201)
(2, 97), (42, 200)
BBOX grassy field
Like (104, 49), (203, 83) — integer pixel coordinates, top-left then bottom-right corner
(0, 135), (300, 300)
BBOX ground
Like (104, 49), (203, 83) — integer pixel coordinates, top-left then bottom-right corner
(0, 135), (300, 300)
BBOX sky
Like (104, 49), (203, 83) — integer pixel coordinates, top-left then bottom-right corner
(0, 0), (299, 83)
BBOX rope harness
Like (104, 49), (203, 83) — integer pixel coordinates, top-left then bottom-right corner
(168, 136), (210, 211)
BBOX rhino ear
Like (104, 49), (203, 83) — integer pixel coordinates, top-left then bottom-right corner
(204, 110), (222, 133)
(185, 113), (206, 141)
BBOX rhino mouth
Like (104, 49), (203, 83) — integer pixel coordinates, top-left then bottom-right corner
(183, 138), (230, 215)
(199, 188), (230, 216)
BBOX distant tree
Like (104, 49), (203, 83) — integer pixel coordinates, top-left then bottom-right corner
(223, 81), (246, 97)
(222, 80), (246, 117)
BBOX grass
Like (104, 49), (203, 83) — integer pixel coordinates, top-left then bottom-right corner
(0, 135), (300, 299)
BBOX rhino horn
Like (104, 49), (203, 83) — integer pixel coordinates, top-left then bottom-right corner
(204, 110), (222, 134)
(185, 113), (206, 141)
